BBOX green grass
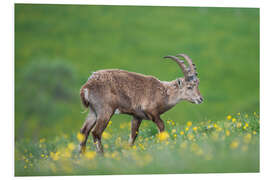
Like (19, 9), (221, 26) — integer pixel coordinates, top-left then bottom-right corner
(15, 112), (259, 176)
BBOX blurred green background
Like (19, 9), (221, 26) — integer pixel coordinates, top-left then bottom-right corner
(15, 4), (259, 141)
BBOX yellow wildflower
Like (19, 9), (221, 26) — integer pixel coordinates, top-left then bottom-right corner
(115, 137), (122, 147)
(84, 151), (96, 160)
(24, 165), (27, 169)
(232, 118), (236, 123)
(180, 131), (184, 135)
(171, 121), (175, 126)
(187, 121), (192, 127)
(108, 121), (112, 127)
(245, 123), (249, 127)
(39, 138), (46, 143)
(244, 133), (252, 144)
(139, 143), (145, 150)
(193, 126), (198, 132)
(157, 131), (170, 141)
(103, 132), (111, 140)
(111, 151), (120, 160)
(187, 133), (195, 141)
(227, 115), (232, 120)
(41, 154), (45, 158)
(171, 129), (176, 133)
(225, 130), (230, 136)
(217, 127), (222, 132)
(185, 127), (189, 131)
(50, 152), (60, 161)
(120, 123), (126, 129)
(213, 123), (217, 128)
(230, 140), (239, 149)
(67, 143), (75, 151)
(77, 133), (85, 142)
(253, 131), (257, 135)
(236, 122), (242, 128)
(29, 153), (33, 158)
(245, 114), (248, 118)
(62, 151), (71, 158)
(237, 112), (241, 116)
(173, 134), (177, 138)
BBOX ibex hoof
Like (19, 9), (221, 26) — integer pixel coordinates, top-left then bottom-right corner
(79, 145), (86, 154)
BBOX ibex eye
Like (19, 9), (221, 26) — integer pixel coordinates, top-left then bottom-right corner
(177, 79), (182, 86)
(187, 86), (192, 90)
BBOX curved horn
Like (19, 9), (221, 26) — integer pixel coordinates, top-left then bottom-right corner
(176, 54), (197, 75)
(163, 55), (189, 80)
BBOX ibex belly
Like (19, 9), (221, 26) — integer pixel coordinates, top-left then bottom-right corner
(114, 106), (151, 120)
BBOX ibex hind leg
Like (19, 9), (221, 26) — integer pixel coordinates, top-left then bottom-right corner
(79, 109), (97, 153)
(91, 107), (114, 154)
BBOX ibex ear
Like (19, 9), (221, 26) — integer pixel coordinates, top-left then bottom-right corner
(177, 79), (182, 88)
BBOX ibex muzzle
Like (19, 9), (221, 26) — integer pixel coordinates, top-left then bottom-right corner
(79, 53), (203, 154)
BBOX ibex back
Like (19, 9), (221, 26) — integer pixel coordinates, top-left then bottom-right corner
(79, 53), (203, 153)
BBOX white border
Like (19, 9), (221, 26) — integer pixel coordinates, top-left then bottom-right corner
(14, 0), (261, 8)
(2, 0), (270, 180)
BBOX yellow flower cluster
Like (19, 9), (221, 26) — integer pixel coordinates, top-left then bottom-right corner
(157, 131), (170, 141)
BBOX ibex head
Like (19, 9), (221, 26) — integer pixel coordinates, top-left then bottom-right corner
(164, 54), (203, 104)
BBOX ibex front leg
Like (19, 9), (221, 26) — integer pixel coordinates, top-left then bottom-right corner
(129, 116), (142, 146)
(153, 116), (165, 133)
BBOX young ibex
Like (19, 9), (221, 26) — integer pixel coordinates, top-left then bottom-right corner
(79, 53), (203, 153)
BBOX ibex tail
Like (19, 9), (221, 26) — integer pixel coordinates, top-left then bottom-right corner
(80, 87), (90, 108)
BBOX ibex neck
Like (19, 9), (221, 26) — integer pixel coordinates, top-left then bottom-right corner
(162, 80), (183, 107)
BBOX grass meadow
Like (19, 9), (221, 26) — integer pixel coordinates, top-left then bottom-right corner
(15, 4), (259, 175)
(15, 113), (259, 175)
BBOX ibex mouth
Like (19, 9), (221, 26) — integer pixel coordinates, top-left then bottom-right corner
(193, 98), (203, 104)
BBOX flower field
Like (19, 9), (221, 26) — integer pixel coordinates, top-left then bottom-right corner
(15, 112), (259, 176)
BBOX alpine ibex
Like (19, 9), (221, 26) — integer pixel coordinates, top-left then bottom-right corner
(79, 53), (203, 153)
